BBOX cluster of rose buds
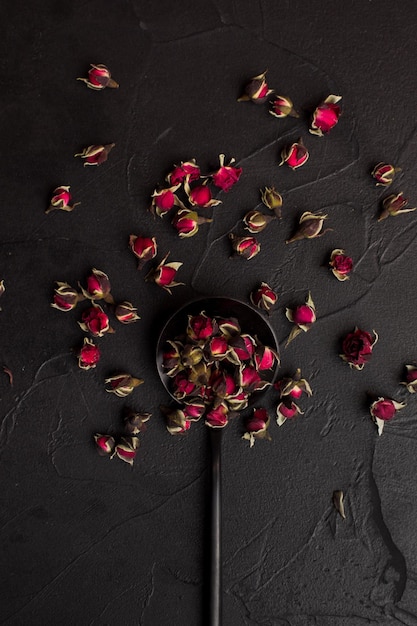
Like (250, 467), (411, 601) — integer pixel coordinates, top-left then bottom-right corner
(161, 310), (279, 433)
(340, 327), (378, 370)
(285, 292), (316, 345)
(370, 162), (416, 222)
(128, 236), (183, 293)
(274, 368), (313, 427)
(94, 409), (151, 465)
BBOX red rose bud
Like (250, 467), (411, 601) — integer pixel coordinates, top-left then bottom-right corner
(285, 292), (316, 345)
(115, 437), (139, 465)
(243, 210), (274, 233)
(270, 95), (299, 119)
(329, 249), (353, 281)
(74, 143), (115, 166)
(172, 207), (212, 238)
(237, 71), (273, 104)
(183, 401), (206, 422)
(79, 304), (113, 337)
(310, 95), (342, 136)
(150, 185), (182, 217)
(205, 403), (229, 428)
(212, 154), (242, 192)
(276, 399), (303, 426)
(217, 317), (241, 337)
(124, 410), (151, 435)
(77, 64), (119, 90)
(207, 336), (230, 360)
(226, 390), (249, 411)
(162, 406), (192, 435)
(280, 138), (309, 169)
(105, 373), (144, 397)
(173, 372), (198, 400)
(129, 235), (157, 269)
(187, 183), (221, 208)
(275, 368), (312, 399)
(402, 365), (417, 393)
(371, 162), (400, 187)
(166, 159), (200, 185)
(370, 397), (405, 436)
(81, 268), (113, 303)
(340, 327), (378, 370)
(229, 234), (261, 260)
(115, 301), (140, 324)
(286, 211), (329, 244)
(239, 364), (270, 393)
(162, 340), (184, 377)
(250, 282), (278, 314)
(260, 186), (283, 218)
(187, 312), (216, 341)
(46, 185), (80, 214)
(254, 345), (279, 371)
(77, 337), (101, 370)
(242, 407), (271, 447)
(94, 433), (116, 457)
(229, 334), (255, 361)
(51, 281), (80, 311)
(145, 253), (184, 294)
(378, 192), (416, 222)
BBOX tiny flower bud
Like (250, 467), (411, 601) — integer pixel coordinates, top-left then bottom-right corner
(77, 64), (119, 90)
(124, 410), (151, 435)
(74, 144), (115, 166)
(229, 234), (261, 260)
(115, 301), (140, 324)
(275, 368), (312, 399)
(269, 95), (299, 118)
(186, 183), (221, 208)
(329, 249), (353, 281)
(94, 434), (116, 457)
(172, 208), (212, 238)
(237, 71), (274, 104)
(183, 401), (206, 422)
(129, 235), (157, 269)
(205, 403), (229, 428)
(309, 95), (342, 136)
(161, 406), (191, 435)
(105, 373), (144, 397)
(378, 192), (416, 222)
(242, 407), (271, 447)
(370, 397), (406, 435)
(276, 399), (303, 426)
(212, 154), (242, 192)
(166, 159), (200, 185)
(51, 281), (80, 312)
(181, 344), (204, 368)
(46, 185), (80, 214)
(286, 211), (329, 244)
(145, 253), (184, 294)
(250, 282), (278, 314)
(254, 345), (280, 371)
(280, 138), (309, 169)
(115, 436), (139, 465)
(81, 268), (113, 303)
(243, 210), (274, 233)
(402, 365), (417, 393)
(79, 304), (113, 337)
(187, 313), (216, 341)
(260, 187), (283, 218)
(340, 327), (378, 370)
(371, 162), (400, 187)
(150, 185), (182, 217)
(285, 292), (316, 345)
(77, 338), (101, 370)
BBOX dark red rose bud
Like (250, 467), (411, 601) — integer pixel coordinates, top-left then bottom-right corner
(183, 401), (206, 422)
(239, 364), (269, 393)
(229, 334), (255, 361)
(161, 406), (192, 435)
(243, 210), (274, 233)
(46, 185), (80, 214)
(207, 336), (230, 360)
(51, 281), (81, 312)
(237, 71), (274, 104)
(212, 154), (242, 192)
(226, 390), (249, 411)
(371, 162), (400, 187)
(275, 368), (312, 399)
(370, 397), (405, 435)
(187, 312), (216, 341)
(166, 159), (200, 185)
(329, 249), (353, 281)
(129, 235), (157, 269)
(79, 304), (113, 337)
(162, 340), (184, 377)
(124, 410), (151, 435)
(285, 292), (316, 345)
(402, 365), (417, 393)
(229, 234), (261, 260)
(270, 95), (299, 119)
(115, 301), (140, 324)
(181, 344), (204, 368)
(242, 407), (271, 447)
(340, 327), (378, 370)
(77, 337), (101, 370)
(276, 399), (303, 426)
(378, 192), (416, 221)
(205, 403), (229, 428)
(74, 144), (115, 166)
(77, 64), (119, 90)
(145, 253), (184, 294)
(105, 373), (144, 397)
(172, 372), (198, 400)
(81, 268), (114, 303)
(186, 182), (221, 208)
(260, 186), (283, 218)
(280, 138), (309, 169)
(94, 434), (116, 457)
(150, 185), (182, 217)
(115, 437), (139, 465)
(309, 95), (342, 136)
(250, 282), (278, 314)
(254, 345), (279, 371)
(286, 211), (329, 244)
(172, 207), (212, 238)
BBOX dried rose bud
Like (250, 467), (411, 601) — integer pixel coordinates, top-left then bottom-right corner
(239, 364), (270, 393)
(183, 401), (206, 422)
(276, 399), (303, 426)
(124, 410), (151, 435)
(280, 138), (309, 169)
(254, 345), (279, 371)
(145, 253), (184, 294)
(402, 365), (417, 393)
(212, 154), (242, 192)
(46, 185), (80, 214)
(115, 436), (139, 465)
(207, 336), (230, 360)
(237, 71), (273, 104)
(217, 317), (241, 337)
(181, 344), (204, 368)
(105, 373), (144, 397)
(370, 397), (406, 435)
(173, 372), (198, 400)
(51, 281), (80, 312)
(74, 143), (115, 166)
(94, 433), (116, 457)
(188, 361), (211, 387)
(371, 162), (400, 187)
(162, 406), (191, 435)
(166, 159), (200, 185)
(340, 327), (378, 370)
(77, 337), (100, 370)
(250, 282), (278, 314)
(226, 390), (249, 411)
(129, 235), (157, 269)
(115, 301), (140, 324)
(150, 185), (182, 217)
(243, 210), (274, 233)
(80, 268), (114, 303)
(187, 312), (216, 341)
(162, 340), (184, 377)
(186, 183), (221, 208)
(242, 407), (271, 447)
(286, 211), (328, 244)
(309, 95), (342, 136)
(260, 187), (283, 218)
(0, 280), (5, 298)
(286, 292), (316, 345)
(329, 249), (353, 281)
(210, 369), (237, 400)
(77, 64), (119, 90)
(79, 304), (113, 337)
(275, 368), (312, 399)
(229, 334), (255, 361)
(269, 95), (299, 118)
(229, 234), (261, 260)
(172, 207), (212, 238)
(205, 403), (229, 428)
(378, 192), (416, 222)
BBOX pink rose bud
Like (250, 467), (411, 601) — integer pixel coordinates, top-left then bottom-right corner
(229, 234), (261, 260)
(212, 154), (242, 192)
(183, 401), (206, 422)
(286, 292), (316, 345)
(378, 192), (416, 222)
(46, 185), (80, 214)
(145, 253), (184, 294)
(166, 159), (201, 185)
(260, 186), (283, 218)
(79, 304), (113, 337)
(280, 138), (309, 169)
(173, 372), (197, 400)
(77, 64), (119, 90)
(208, 336), (230, 360)
(242, 407), (271, 447)
(187, 183), (221, 208)
(239, 364), (269, 393)
(94, 433), (116, 457)
(250, 282), (278, 314)
(187, 312), (216, 341)
(286, 211), (329, 244)
(124, 410), (151, 435)
(275, 368), (312, 399)
(340, 327), (378, 370)
(129, 235), (157, 269)
(309, 95), (342, 136)
(74, 143), (115, 166)
(105, 373), (144, 397)
(243, 209), (274, 233)
(205, 403), (229, 428)
(371, 162), (400, 187)
(51, 281), (80, 311)
(370, 397), (406, 435)
(402, 365), (417, 393)
(172, 207), (212, 238)
(161, 406), (192, 435)
(237, 70), (274, 104)
(229, 334), (255, 361)
(276, 399), (303, 426)
(77, 337), (101, 370)
(150, 185), (182, 217)
(114, 301), (140, 324)
(329, 249), (353, 281)
(254, 345), (279, 371)
(81, 268), (114, 303)
(115, 437), (139, 465)
(269, 95), (299, 119)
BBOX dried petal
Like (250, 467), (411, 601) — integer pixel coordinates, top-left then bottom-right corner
(74, 144), (115, 166)
(229, 234), (261, 260)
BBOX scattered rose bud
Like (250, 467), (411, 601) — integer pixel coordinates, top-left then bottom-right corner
(105, 373), (144, 397)
(329, 249), (353, 281)
(260, 187), (283, 218)
(172, 207), (212, 238)
(333, 490), (346, 519)
(79, 304), (113, 337)
(229, 234), (261, 260)
(242, 407), (271, 447)
(115, 301), (140, 324)
(129, 235), (157, 269)
(276, 399), (303, 426)
(46, 185), (80, 214)
(243, 209), (274, 233)
(402, 365), (417, 393)
(250, 282), (278, 314)
(370, 397), (406, 435)
(77, 337), (101, 370)
(150, 185), (182, 217)
(285, 292), (316, 345)
(254, 345), (280, 371)
(286, 211), (329, 244)
(309, 95), (342, 136)
(378, 192), (416, 222)
(269, 95), (299, 118)
(237, 71), (273, 104)
(77, 64), (119, 90)
(80, 268), (114, 303)
(94, 433), (116, 457)
(51, 281), (81, 312)
(124, 410), (151, 435)
(74, 143), (115, 166)
(340, 327), (378, 370)
(115, 436), (139, 465)
(145, 253), (184, 294)
(186, 182), (221, 208)
(166, 159), (200, 185)
(212, 154), (242, 192)
(162, 406), (191, 435)
(371, 162), (400, 187)
(280, 138), (309, 169)
(274, 368), (312, 399)
(205, 403), (229, 428)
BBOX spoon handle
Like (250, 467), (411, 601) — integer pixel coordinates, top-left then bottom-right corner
(209, 428), (222, 626)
